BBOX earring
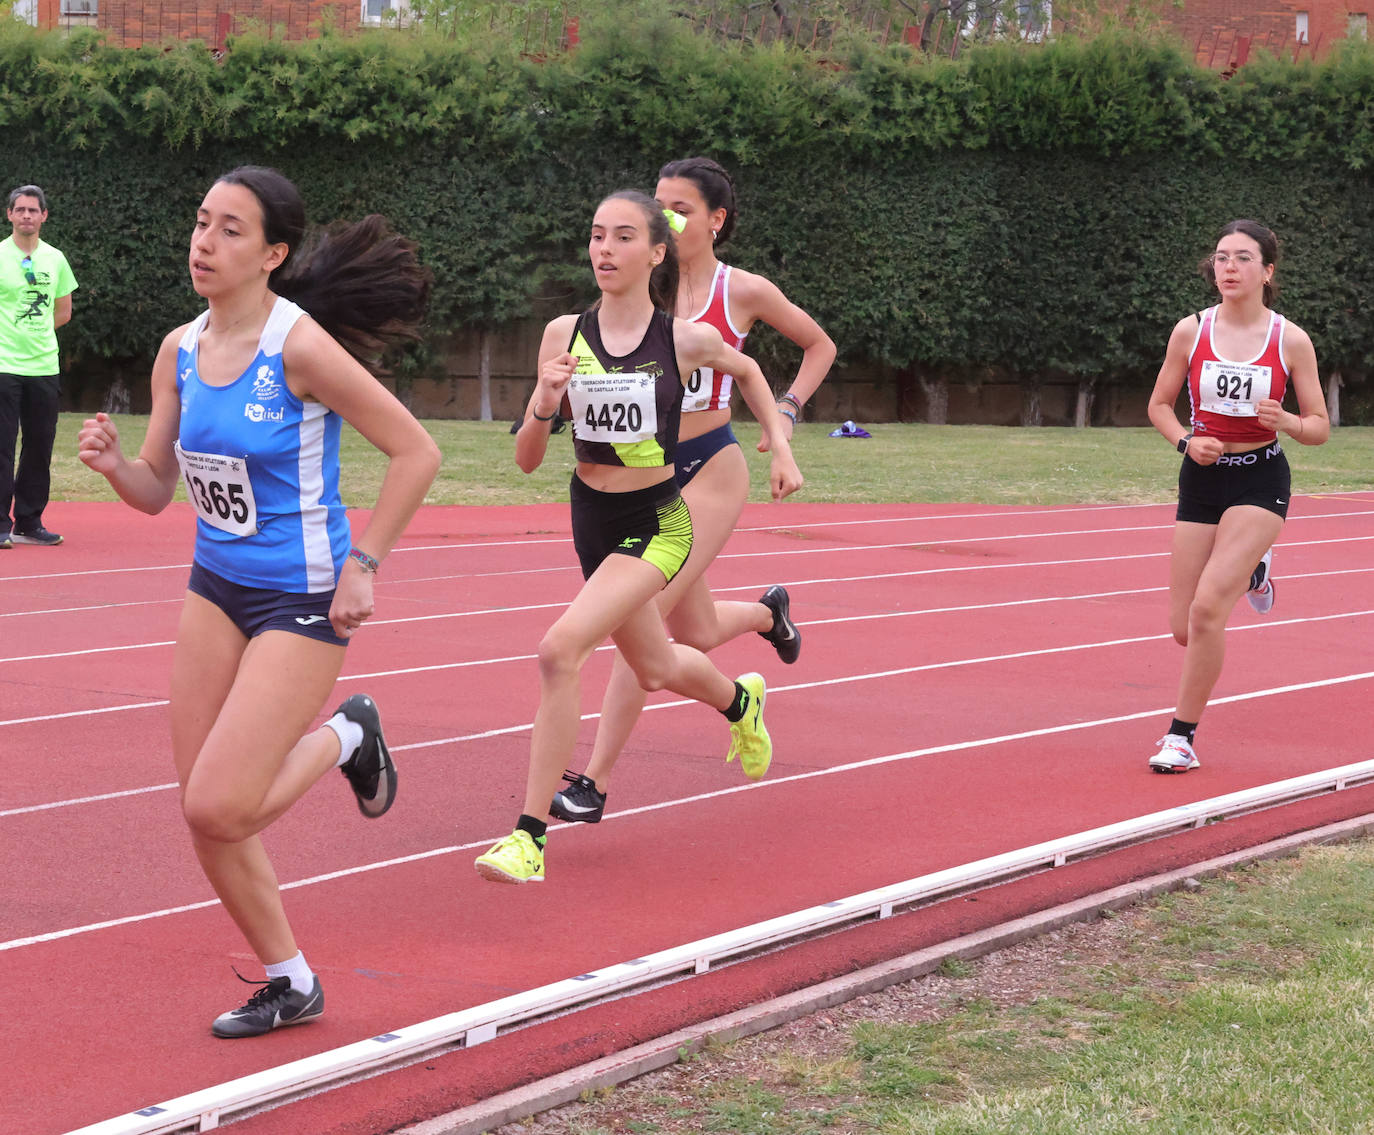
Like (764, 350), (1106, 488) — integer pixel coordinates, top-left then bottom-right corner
(711, 230), (719, 243)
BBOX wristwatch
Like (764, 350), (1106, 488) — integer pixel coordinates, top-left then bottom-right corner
(1177, 434), (1193, 455)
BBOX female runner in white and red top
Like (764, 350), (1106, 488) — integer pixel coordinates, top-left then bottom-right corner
(1145, 219), (1328, 773)
(549, 157), (834, 825)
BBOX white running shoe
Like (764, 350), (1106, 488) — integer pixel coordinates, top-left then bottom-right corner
(1149, 733), (1199, 773)
(1246, 550), (1275, 615)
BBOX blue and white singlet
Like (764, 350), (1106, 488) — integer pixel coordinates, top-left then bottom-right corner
(176, 297), (349, 593)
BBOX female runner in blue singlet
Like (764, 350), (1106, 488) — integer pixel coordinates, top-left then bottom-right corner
(550, 157), (834, 825)
(473, 190), (802, 884)
(78, 167), (440, 1036)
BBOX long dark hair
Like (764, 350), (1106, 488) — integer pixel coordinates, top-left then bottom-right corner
(214, 166), (432, 365)
(598, 190), (680, 313)
(657, 156), (738, 248)
(1199, 218), (1279, 307)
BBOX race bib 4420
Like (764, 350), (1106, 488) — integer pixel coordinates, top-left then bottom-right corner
(568, 372), (658, 444)
(175, 442), (257, 537)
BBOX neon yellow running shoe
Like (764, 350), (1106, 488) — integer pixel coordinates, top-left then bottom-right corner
(726, 672), (771, 780)
(474, 829), (545, 884)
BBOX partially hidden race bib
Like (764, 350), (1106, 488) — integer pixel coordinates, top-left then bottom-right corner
(1198, 359), (1273, 418)
(568, 372), (658, 444)
(682, 366), (715, 412)
(175, 441), (257, 537)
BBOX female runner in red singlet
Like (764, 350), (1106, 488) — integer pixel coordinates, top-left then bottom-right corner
(1145, 220), (1328, 773)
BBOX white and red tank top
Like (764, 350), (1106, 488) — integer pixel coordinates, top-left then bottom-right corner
(1186, 305), (1290, 445)
(681, 262), (748, 413)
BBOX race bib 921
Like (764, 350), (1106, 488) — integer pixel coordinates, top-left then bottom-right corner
(1198, 359), (1273, 418)
(175, 442), (257, 537)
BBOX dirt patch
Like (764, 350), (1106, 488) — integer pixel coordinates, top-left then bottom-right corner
(489, 904), (1167, 1134)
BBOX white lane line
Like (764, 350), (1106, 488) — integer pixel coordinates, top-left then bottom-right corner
(7, 666), (1373, 953)
(7, 606), (1373, 816)
(5, 547), (1371, 661)
(8, 502), (1370, 586)
(0, 701), (169, 730)
(0, 598), (182, 620)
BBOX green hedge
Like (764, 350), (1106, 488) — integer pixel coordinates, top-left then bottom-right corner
(3, 13), (1371, 415)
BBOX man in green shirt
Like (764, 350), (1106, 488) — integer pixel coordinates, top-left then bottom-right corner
(1, 184), (77, 547)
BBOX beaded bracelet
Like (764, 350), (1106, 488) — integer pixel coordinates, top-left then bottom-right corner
(348, 546), (380, 574)
(778, 407), (797, 423)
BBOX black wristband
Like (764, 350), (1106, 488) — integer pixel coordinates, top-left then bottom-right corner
(1177, 434), (1192, 455)
(532, 407), (558, 422)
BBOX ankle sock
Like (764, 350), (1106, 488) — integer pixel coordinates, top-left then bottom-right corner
(265, 950), (315, 995)
(326, 713), (365, 767)
(723, 681), (749, 723)
(516, 814), (547, 845)
(1168, 719), (1198, 745)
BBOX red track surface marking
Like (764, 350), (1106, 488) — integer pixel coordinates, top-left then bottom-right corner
(3, 495), (1374, 1135)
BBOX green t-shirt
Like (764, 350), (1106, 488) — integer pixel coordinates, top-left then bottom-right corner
(0, 235), (78, 376)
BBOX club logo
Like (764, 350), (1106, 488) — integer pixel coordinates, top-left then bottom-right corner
(252, 366), (282, 402)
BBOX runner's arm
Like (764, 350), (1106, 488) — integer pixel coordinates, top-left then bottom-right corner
(77, 329), (184, 513)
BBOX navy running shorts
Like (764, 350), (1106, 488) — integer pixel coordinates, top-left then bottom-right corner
(570, 473), (693, 584)
(188, 561), (348, 646)
(1177, 440), (1291, 525)
(674, 423), (739, 489)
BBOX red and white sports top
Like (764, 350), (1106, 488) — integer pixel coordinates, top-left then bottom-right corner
(681, 263), (748, 413)
(1187, 305), (1290, 445)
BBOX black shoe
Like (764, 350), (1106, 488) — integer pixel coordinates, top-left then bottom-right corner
(549, 770), (607, 824)
(758, 585), (801, 664)
(212, 974), (324, 1038)
(12, 525), (61, 546)
(336, 693), (396, 818)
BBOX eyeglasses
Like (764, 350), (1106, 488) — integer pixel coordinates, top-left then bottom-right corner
(20, 256), (36, 286)
(1209, 252), (1258, 268)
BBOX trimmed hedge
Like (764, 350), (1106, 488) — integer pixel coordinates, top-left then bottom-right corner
(3, 14), (1371, 415)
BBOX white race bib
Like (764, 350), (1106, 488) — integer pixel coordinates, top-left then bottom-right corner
(175, 442), (257, 537)
(568, 372), (658, 444)
(1199, 359), (1273, 418)
(682, 366), (715, 412)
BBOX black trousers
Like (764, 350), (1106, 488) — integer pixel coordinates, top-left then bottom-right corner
(0, 371), (61, 533)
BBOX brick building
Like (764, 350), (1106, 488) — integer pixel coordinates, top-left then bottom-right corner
(12, 0), (1371, 60)
(1163, 0), (1369, 66)
(14, 0), (384, 49)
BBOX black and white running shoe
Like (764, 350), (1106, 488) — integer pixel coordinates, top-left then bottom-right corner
(758, 585), (801, 665)
(549, 770), (607, 824)
(336, 693), (397, 818)
(211, 974), (324, 1038)
(1246, 549), (1275, 615)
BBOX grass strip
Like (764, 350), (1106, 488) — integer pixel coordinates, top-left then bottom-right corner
(48, 416), (1374, 508)
(500, 839), (1374, 1134)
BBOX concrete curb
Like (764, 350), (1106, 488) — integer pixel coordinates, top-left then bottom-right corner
(398, 810), (1374, 1135)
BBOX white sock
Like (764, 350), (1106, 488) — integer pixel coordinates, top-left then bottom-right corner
(326, 713), (365, 767)
(264, 950), (315, 995)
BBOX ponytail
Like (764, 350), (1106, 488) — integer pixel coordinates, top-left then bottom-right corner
(215, 167), (431, 366)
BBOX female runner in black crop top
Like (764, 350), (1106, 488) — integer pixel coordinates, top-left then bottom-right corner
(474, 191), (801, 884)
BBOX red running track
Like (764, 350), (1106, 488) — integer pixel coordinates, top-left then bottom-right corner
(3, 493), (1374, 1135)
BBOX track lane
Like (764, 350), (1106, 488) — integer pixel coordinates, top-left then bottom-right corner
(4, 498), (1374, 1134)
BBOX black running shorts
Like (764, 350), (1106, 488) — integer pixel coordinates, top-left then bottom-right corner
(570, 473), (693, 584)
(1177, 440), (1291, 525)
